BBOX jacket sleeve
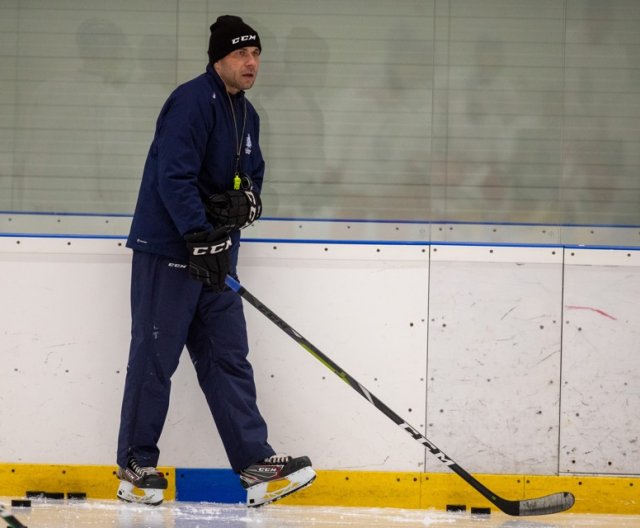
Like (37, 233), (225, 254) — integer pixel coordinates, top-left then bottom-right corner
(156, 85), (212, 237)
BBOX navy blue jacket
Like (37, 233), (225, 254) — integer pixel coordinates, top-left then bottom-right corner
(127, 65), (265, 266)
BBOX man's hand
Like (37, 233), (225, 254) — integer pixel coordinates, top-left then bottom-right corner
(184, 229), (232, 292)
(205, 190), (262, 231)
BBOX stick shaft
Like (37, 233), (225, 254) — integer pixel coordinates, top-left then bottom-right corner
(226, 275), (574, 516)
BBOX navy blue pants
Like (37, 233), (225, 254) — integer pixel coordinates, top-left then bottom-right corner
(117, 251), (274, 472)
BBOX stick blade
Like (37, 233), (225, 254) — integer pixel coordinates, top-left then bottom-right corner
(515, 491), (575, 516)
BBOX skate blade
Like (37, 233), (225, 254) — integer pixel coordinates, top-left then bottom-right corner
(247, 466), (316, 507)
(117, 480), (164, 506)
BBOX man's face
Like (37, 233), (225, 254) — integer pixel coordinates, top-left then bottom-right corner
(214, 47), (261, 94)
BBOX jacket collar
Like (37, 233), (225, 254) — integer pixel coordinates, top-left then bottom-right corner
(206, 64), (245, 99)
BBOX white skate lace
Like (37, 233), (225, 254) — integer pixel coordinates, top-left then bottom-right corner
(129, 458), (159, 477)
(263, 454), (291, 464)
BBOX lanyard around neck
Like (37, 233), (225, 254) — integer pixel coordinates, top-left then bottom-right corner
(226, 92), (247, 190)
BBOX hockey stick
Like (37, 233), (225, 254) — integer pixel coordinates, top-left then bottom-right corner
(226, 275), (575, 516)
(0, 504), (27, 528)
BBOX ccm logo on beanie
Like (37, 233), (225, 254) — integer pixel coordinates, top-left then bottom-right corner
(208, 15), (262, 64)
(232, 35), (257, 45)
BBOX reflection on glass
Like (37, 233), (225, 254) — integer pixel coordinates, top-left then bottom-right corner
(2, 1), (639, 231)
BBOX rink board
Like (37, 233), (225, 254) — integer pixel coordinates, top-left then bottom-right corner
(0, 236), (639, 514)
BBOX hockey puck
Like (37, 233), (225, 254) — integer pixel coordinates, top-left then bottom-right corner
(25, 491), (45, 498)
(471, 507), (491, 515)
(446, 504), (466, 512)
(11, 499), (31, 508)
(67, 492), (87, 500)
(44, 492), (65, 500)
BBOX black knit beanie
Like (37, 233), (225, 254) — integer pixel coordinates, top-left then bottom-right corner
(208, 15), (261, 64)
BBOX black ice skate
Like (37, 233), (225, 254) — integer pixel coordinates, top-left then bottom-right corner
(240, 454), (316, 507)
(116, 457), (168, 506)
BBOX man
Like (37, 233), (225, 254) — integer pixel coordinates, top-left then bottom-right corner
(115, 15), (315, 507)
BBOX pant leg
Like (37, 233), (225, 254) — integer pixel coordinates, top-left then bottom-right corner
(186, 286), (274, 472)
(117, 251), (201, 468)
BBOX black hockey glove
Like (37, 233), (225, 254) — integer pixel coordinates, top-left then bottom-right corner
(205, 190), (262, 231)
(184, 229), (232, 292)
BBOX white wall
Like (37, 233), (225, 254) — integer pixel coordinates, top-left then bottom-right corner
(1, 231), (638, 477)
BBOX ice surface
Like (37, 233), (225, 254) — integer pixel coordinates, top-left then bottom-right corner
(2, 497), (639, 528)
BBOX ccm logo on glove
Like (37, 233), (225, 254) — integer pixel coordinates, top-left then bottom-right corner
(191, 238), (231, 255)
(184, 229), (232, 292)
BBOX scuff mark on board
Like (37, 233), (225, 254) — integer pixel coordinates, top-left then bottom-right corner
(565, 305), (617, 320)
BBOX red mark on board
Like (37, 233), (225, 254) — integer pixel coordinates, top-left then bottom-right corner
(565, 305), (617, 320)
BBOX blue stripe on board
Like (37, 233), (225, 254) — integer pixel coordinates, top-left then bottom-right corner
(176, 468), (246, 504)
(0, 210), (133, 218)
(0, 232), (127, 239)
